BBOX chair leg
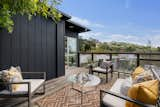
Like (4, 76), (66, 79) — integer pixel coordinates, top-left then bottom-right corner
(106, 73), (108, 83)
(28, 95), (31, 107)
(111, 72), (113, 78)
(118, 72), (120, 78)
(111, 65), (113, 78)
(43, 83), (45, 94)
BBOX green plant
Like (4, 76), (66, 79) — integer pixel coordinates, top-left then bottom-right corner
(0, 0), (62, 33)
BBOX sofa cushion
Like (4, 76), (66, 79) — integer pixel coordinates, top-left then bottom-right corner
(103, 93), (126, 107)
(120, 77), (132, 96)
(0, 79), (45, 95)
(15, 79), (45, 93)
(93, 67), (111, 73)
(126, 80), (159, 107)
(103, 79), (125, 107)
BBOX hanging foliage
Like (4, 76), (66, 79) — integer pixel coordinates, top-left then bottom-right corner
(0, 0), (62, 33)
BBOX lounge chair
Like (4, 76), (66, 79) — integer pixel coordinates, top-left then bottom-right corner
(0, 72), (46, 107)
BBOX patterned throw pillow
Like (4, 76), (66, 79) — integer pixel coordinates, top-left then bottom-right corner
(100, 61), (112, 69)
(133, 70), (154, 84)
(2, 66), (23, 92)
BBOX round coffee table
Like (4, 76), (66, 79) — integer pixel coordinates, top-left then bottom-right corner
(68, 73), (101, 106)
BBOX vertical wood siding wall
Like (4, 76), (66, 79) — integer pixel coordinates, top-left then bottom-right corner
(0, 15), (65, 80)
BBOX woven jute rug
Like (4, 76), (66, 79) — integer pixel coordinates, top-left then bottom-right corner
(35, 78), (116, 107)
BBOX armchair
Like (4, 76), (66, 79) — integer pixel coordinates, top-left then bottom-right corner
(89, 60), (113, 82)
(0, 72), (46, 107)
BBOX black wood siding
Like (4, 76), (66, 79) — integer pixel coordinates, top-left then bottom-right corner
(57, 21), (65, 76)
(0, 15), (64, 80)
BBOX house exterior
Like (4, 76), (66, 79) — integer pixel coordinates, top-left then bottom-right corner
(0, 12), (90, 80)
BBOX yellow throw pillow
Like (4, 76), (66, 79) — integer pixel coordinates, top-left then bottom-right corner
(9, 67), (23, 92)
(132, 66), (144, 79)
(126, 80), (159, 107)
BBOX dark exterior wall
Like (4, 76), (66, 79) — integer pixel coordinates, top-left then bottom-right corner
(57, 21), (65, 76)
(0, 15), (65, 80)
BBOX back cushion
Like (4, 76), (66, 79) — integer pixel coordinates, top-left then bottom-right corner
(100, 61), (112, 69)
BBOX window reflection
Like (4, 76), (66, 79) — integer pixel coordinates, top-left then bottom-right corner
(65, 36), (77, 66)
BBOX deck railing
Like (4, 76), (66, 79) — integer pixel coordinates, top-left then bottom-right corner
(77, 52), (160, 72)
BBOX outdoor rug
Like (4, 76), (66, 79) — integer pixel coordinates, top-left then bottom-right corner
(35, 79), (116, 107)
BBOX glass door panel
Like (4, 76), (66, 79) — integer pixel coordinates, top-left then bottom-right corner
(65, 36), (77, 66)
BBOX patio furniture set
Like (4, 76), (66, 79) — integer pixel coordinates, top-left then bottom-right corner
(0, 61), (160, 107)
(89, 60), (160, 107)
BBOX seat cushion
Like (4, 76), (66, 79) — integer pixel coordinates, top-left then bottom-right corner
(126, 80), (159, 107)
(103, 93), (126, 107)
(93, 67), (111, 73)
(120, 77), (132, 96)
(14, 79), (45, 93)
(103, 79), (125, 107)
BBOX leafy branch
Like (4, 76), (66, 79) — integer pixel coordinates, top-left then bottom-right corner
(0, 0), (62, 33)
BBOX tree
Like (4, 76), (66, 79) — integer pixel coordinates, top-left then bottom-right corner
(157, 47), (160, 52)
(0, 0), (62, 33)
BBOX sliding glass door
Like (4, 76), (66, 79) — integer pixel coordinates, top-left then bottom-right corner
(65, 36), (77, 66)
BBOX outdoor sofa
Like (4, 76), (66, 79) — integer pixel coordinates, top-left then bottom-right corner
(0, 69), (46, 107)
(100, 66), (160, 107)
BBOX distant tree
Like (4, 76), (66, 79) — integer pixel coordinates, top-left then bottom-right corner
(126, 46), (136, 52)
(157, 47), (160, 52)
(79, 38), (157, 52)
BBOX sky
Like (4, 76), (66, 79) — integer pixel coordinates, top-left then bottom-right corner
(58, 0), (160, 47)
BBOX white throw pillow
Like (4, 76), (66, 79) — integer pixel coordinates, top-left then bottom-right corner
(120, 77), (132, 96)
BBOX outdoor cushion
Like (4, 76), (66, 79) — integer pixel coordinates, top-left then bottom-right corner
(0, 79), (44, 95)
(133, 70), (153, 84)
(120, 77), (132, 96)
(15, 79), (45, 93)
(93, 67), (111, 73)
(103, 79), (126, 107)
(131, 66), (144, 79)
(0, 89), (28, 95)
(100, 61), (112, 69)
(1, 66), (23, 92)
(126, 80), (159, 107)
